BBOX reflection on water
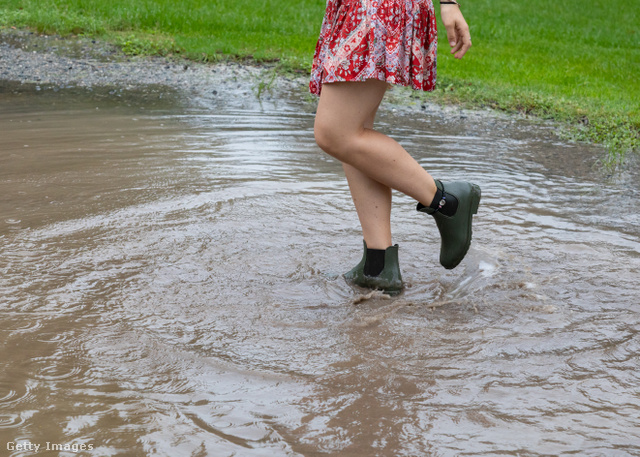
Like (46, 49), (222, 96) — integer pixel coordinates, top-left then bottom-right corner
(1, 81), (639, 456)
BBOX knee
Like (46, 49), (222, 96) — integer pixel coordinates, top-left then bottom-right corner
(314, 117), (352, 160)
(313, 117), (336, 155)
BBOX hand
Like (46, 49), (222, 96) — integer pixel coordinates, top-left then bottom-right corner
(440, 5), (472, 59)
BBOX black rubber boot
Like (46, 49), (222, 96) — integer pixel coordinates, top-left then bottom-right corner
(417, 180), (481, 269)
(344, 240), (404, 295)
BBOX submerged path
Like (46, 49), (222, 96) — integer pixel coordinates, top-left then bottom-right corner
(2, 29), (640, 456)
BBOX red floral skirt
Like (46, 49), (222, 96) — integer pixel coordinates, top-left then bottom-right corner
(309, 0), (438, 95)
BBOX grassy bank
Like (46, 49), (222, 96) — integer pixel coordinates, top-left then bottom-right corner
(1, 0), (638, 160)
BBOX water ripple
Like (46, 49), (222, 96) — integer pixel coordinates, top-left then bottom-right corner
(0, 85), (638, 456)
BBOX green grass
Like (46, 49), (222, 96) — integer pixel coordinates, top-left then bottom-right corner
(0, 0), (325, 62)
(434, 0), (639, 162)
(1, 0), (638, 160)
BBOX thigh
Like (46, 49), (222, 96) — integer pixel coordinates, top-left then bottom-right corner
(315, 79), (388, 135)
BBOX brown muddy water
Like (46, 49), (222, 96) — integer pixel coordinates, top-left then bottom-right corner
(1, 80), (639, 457)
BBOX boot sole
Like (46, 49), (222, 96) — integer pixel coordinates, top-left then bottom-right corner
(443, 183), (481, 270)
(470, 184), (481, 215)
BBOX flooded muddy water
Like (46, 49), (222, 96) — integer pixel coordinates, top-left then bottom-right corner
(1, 81), (639, 456)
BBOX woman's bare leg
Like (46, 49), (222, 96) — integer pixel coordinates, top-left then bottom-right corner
(342, 96), (392, 250)
(343, 164), (392, 249)
(314, 80), (438, 218)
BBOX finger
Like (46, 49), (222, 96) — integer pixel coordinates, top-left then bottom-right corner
(450, 38), (463, 56)
(451, 21), (471, 58)
(444, 22), (458, 48)
(454, 34), (472, 59)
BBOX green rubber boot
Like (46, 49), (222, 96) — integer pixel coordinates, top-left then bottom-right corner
(344, 240), (404, 296)
(417, 180), (481, 270)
